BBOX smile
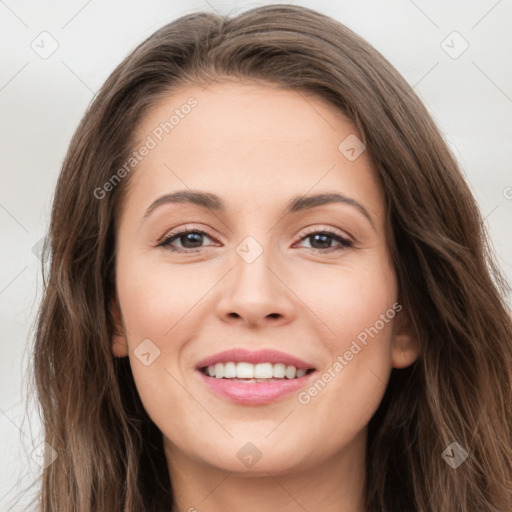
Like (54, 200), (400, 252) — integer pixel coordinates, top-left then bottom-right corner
(200, 361), (315, 380)
(195, 348), (318, 404)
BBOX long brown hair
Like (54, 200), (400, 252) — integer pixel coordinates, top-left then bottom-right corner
(30, 4), (512, 511)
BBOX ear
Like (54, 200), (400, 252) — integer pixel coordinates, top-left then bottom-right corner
(110, 298), (129, 358)
(391, 306), (420, 369)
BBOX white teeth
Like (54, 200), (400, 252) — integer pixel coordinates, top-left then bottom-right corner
(236, 362), (254, 379)
(285, 365), (297, 379)
(214, 363), (224, 379)
(224, 361), (237, 378)
(273, 363), (286, 378)
(254, 363), (273, 379)
(204, 362), (312, 379)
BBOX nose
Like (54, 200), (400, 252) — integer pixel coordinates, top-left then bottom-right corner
(215, 243), (296, 328)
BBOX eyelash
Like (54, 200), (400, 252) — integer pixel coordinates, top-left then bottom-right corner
(157, 226), (354, 254)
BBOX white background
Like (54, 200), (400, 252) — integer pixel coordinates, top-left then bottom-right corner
(1, 0), (511, 509)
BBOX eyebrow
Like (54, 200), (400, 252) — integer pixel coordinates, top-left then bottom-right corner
(143, 190), (375, 229)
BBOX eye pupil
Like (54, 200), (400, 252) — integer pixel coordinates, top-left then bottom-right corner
(310, 233), (332, 249)
(181, 232), (203, 248)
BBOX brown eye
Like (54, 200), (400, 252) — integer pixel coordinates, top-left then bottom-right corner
(157, 227), (353, 254)
(158, 229), (216, 252)
(296, 230), (353, 252)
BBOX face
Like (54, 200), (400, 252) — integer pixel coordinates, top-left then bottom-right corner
(111, 80), (419, 478)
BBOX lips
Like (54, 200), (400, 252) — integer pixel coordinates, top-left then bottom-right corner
(195, 348), (316, 372)
(194, 348), (318, 405)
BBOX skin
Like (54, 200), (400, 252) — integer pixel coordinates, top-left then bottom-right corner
(111, 80), (420, 512)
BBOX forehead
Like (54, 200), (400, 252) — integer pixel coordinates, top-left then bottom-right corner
(121, 80), (384, 223)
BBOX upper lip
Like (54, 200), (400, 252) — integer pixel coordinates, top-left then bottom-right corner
(195, 348), (316, 371)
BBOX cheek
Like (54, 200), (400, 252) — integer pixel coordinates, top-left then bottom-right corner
(114, 256), (195, 408)
(116, 252), (208, 341)
(294, 254), (397, 416)
(290, 250), (397, 346)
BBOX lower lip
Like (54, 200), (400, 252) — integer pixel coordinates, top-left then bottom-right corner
(197, 370), (316, 405)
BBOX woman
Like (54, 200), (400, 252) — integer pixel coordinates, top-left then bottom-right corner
(31, 4), (512, 511)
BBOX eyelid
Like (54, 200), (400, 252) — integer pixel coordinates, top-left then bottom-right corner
(159, 224), (351, 241)
(157, 224), (216, 244)
(297, 224), (352, 241)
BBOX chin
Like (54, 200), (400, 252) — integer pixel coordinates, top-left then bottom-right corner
(192, 439), (313, 476)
